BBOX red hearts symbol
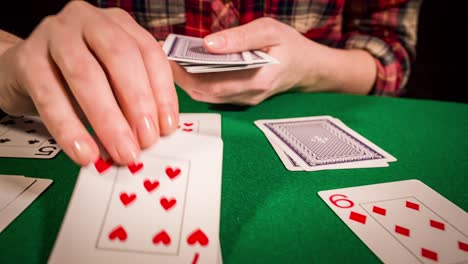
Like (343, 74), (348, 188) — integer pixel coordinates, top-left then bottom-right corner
(183, 122), (194, 127)
(152, 230), (171, 245)
(182, 128), (193, 132)
(165, 167), (181, 179)
(94, 157), (113, 174)
(160, 197), (177, 211)
(120, 192), (136, 206)
(143, 179), (160, 192)
(187, 229), (209, 246)
(128, 162), (144, 174)
(108, 226), (127, 241)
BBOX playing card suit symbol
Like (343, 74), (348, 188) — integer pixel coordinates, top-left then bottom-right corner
(349, 211), (367, 224)
(128, 162), (144, 174)
(28, 139), (40, 144)
(187, 229), (209, 246)
(183, 122), (194, 127)
(120, 192), (137, 206)
(160, 197), (177, 211)
(0, 138), (10, 143)
(143, 179), (160, 192)
(165, 167), (181, 179)
(108, 226), (127, 241)
(94, 157), (113, 174)
(182, 128), (193, 132)
(152, 230), (171, 245)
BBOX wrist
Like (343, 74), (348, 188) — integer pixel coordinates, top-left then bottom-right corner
(297, 43), (377, 95)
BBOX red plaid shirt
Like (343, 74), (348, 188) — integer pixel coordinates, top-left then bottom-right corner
(88, 0), (421, 96)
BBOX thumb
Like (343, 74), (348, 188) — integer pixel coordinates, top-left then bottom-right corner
(203, 17), (282, 54)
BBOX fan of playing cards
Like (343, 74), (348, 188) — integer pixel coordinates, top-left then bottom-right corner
(162, 34), (279, 73)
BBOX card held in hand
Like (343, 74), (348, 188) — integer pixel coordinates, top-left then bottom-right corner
(318, 180), (468, 263)
(49, 133), (223, 264)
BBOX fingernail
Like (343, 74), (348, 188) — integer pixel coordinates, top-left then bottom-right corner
(160, 109), (177, 135)
(72, 139), (95, 165)
(205, 35), (226, 50)
(116, 137), (139, 164)
(136, 115), (157, 148)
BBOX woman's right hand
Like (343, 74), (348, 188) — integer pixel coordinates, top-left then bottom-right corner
(0, 1), (179, 166)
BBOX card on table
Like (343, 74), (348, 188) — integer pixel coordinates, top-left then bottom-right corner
(0, 175), (53, 232)
(318, 180), (468, 263)
(177, 113), (221, 138)
(163, 33), (278, 73)
(0, 115), (61, 159)
(255, 116), (395, 171)
(49, 133), (224, 264)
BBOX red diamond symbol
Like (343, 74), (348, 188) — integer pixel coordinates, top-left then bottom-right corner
(349, 211), (367, 224)
(421, 248), (438, 261)
(395, 225), (410, 237)
(372, 206), (386, 216)
(459, 241), (468, 252)
(430, 220), (445, 231)
(406, 201), (420, 211)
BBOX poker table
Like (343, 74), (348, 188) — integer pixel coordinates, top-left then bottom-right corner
(0, 90), (467, 263)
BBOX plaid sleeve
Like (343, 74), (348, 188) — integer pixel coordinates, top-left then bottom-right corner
(342, 0), (422, 96)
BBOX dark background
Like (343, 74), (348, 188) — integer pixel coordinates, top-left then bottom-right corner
(1, 1), (466, 103)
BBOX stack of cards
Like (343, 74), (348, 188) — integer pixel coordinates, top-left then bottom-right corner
(49, 114), (224, 264)
(318, 180), (468, 263)
(0, 115), (61, 159)
(254, 116), (396, 171)
(163, 33), (278, 73)
(0, 175), (53, 233)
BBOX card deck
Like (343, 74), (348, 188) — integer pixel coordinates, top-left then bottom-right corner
(0, 175), (53, 232)
(255, 116), (395, 171)
(0, 115), (61, 159)
(49, 133), (224, 264)
(318, 180), (468, 263)
(163, 34), (278, 73)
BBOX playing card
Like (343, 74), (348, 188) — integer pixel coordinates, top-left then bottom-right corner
(318, 180), (468, 263)
(163, 33), (278, 73)
(184, 61), (277, 73)
(0, 176), (53, 232)
(49, 133), (223, 264)
(163, 33), (252, 65)
(177, 113), (221, 138)
(0, 115), (61, 159)
(265, 136), (302, 171)
(0, 175), (33, 211)
(255, 116), (394, 171)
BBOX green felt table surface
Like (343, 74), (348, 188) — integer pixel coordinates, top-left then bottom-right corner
(0, 90), (467, 263)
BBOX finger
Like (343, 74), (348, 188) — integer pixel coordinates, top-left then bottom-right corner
(203, 17), (283, 53)
(77, 8), (162, 149)
(20, 18), (100, 165)
(102, 8), (179, 136)
(47, 12), (140, 165)
(170, 61), (266, 104)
